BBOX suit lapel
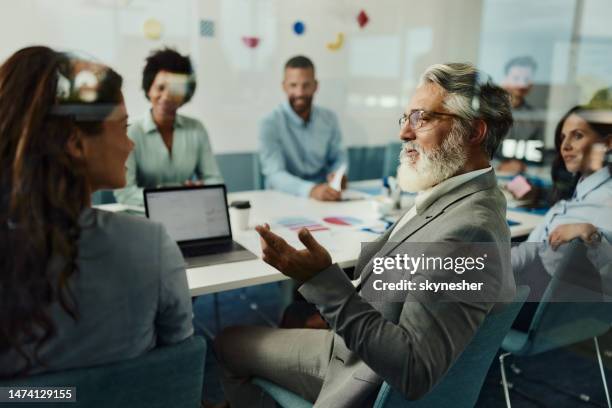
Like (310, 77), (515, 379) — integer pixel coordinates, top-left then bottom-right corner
(357, 170), (497, 287)
(354, 224), (395, 275)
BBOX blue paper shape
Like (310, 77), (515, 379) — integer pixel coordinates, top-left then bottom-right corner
(293, 21), (305, 35)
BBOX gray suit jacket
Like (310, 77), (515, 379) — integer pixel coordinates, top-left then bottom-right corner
(0, 208), (193, 377)
(299, 170), (515, 407)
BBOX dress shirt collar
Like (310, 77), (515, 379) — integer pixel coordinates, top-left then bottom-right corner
(281, 100), (316, 127)
(142, 109), (186, 134)
(575, 167), (611, 201)
(414, 166), (493, 214)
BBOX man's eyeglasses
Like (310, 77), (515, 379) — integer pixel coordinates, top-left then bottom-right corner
(399, 110), (461, 130)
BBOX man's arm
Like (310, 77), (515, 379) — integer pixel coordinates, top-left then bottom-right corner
(255, 222), (510, 399)
(259, 118), (316, 197)
(300, 264), (490, 399)
(298, 227), (505, 400)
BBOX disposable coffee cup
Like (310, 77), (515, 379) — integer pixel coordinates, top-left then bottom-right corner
(229, 200), (251, 231)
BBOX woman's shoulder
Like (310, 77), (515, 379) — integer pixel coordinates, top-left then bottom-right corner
(80, 208), (166, 253)
(75, 209), (185, 291)
(177, 114), (206, 131)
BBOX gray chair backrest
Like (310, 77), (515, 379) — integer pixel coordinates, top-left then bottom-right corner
(523, 242), (611, 355)
(216, 152), (262, 192)
(373, 286), (530, 408)
(0, 336), (206, 408)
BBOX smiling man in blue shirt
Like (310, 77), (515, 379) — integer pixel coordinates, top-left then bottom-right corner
(259, 56), (347, 201)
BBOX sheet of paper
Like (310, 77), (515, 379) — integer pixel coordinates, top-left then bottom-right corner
(330, 164), (347, 191)
(506, 175), (532, 199)
(93, 203), (128, 212)
(341, 189), (370, 201)
(93, 203), (146, 214)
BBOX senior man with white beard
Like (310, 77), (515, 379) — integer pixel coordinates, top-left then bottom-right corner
(213, 62), (515, 408)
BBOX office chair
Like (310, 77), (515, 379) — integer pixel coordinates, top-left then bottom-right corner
(500, 279), (611, 407)
(254, 286), (529, 408)
(0, 336), (207, 408)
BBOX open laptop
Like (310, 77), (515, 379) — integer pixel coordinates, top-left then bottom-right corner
(144, 184), (257, 268)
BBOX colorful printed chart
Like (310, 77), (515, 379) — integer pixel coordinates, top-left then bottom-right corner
(323, 216), (363, 226)
(276, 217), (329, 232)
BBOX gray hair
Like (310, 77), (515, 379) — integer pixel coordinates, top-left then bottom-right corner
(420, 62), (513, 158)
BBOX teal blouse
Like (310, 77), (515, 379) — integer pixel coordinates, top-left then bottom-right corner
(114, 111), (223, 206)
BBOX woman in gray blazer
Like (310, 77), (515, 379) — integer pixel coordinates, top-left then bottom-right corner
(0, 46), (193, 378)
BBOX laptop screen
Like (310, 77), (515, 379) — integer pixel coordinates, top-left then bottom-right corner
(144, 185), (231, 243)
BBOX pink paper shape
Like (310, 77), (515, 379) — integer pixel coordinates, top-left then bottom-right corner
(506, 175), (532, 199)
(242, 36), (260, 48)
(324, 217), (351, 226)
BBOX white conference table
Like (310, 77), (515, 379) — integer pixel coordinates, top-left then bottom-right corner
(184, 190), (544, 297)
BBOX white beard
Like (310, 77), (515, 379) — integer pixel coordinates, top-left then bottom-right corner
(397, 128), (468, 192)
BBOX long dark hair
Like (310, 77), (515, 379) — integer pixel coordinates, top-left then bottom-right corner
(550, 105), (612, 203)
(0, 46), (122, 377)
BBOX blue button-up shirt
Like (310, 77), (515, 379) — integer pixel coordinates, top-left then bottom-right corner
(259, 102), (347, 197)
(114, 111), (223, 206)
(528, 167), (612, 242)
(512, 167), (612, 287)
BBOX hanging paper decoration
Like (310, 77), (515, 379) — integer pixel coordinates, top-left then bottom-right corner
(357, 10), (369, 28)
(200, 20), (215, 37)
(143, 18), (163, 40)
(242, 36), (260, 48)
(326, 32), (344, 51)
(293, 21), (305, 35)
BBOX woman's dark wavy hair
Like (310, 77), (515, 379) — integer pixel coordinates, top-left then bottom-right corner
(550, 105), (612, 203)
(141, 47), (196, 103)
(0, 46), (122, 377)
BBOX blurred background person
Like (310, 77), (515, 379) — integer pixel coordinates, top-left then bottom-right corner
(259, 55), (347, 201)
(497, 56), (545, 174)
(115, 48), (222, 206)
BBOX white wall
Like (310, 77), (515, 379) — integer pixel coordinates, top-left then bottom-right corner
(0, 0), (484, 153)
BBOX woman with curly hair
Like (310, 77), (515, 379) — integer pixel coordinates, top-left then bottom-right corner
(0, 46), (193, 378)
(114, 47), (222, 205)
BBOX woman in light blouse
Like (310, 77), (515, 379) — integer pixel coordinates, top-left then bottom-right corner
(511, 105), (612, 330)
(518, 106), (611, 248)
(115, 48), (222, 206)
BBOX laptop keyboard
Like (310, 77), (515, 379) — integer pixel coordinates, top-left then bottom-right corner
(181, 241), (257, 268)
(181, 241), (240, 257)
